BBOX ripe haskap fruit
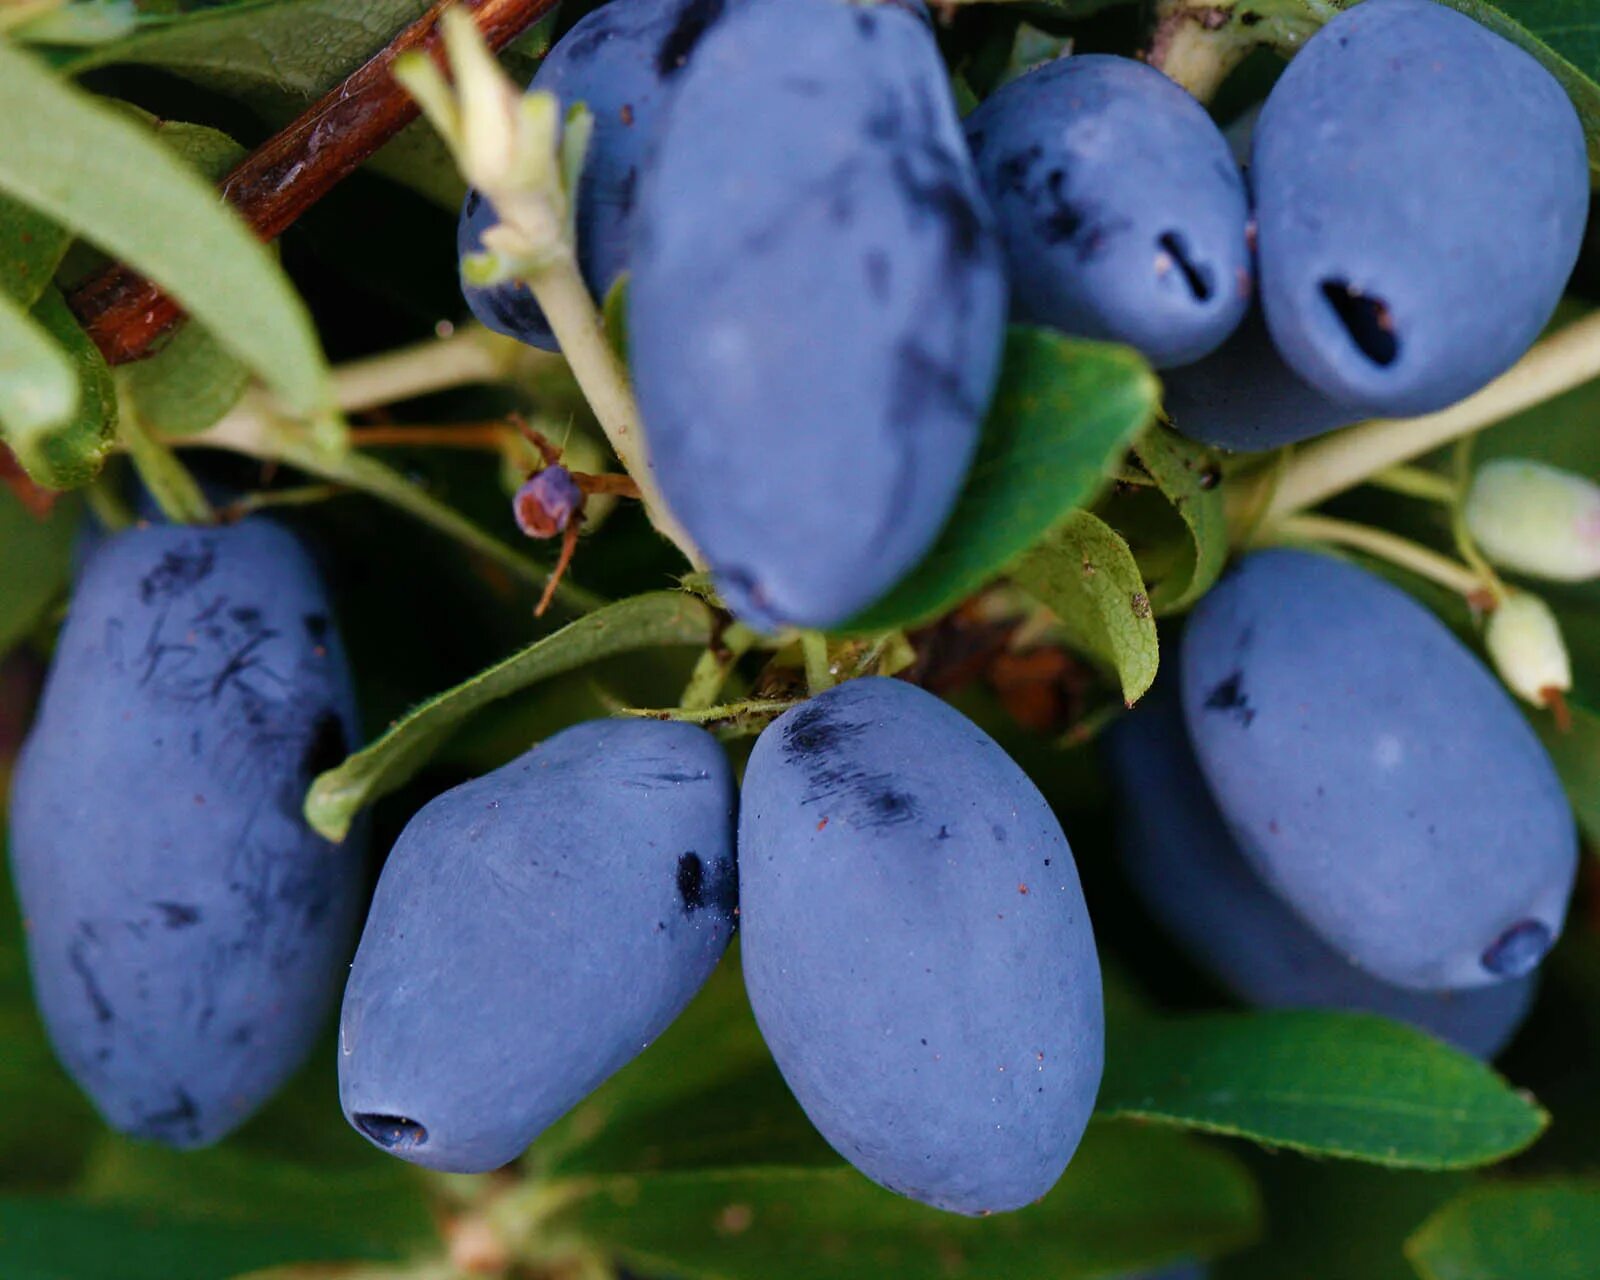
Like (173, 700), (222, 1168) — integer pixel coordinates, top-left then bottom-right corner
(740, 678), (1102, 1215)
(1252, 0), (1588, 416)
(458, 0), (730, 349)
(1181, 549), (1577, 992)
(338, 718), (737, 1173)
(965, 55), (1250, 369)
(1162, 305), (1362, 451)
(1104, 687), (1535, 1058)
(630, 0), (1006, 629)
(7, 521), (363, 1147)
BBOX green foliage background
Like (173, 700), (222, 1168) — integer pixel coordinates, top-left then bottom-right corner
(0, 1), (1598, 1277)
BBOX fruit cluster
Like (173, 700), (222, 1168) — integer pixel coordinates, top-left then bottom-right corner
(3, 0), (1590, 1258)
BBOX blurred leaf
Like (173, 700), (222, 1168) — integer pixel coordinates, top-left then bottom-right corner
(62, 0), (462, 207)
(1012, 509), (1159, 704)
(1406, 1181), (1600, 1280)
(0, 42), (330, 417)
(121, 320), (249, 438)
(6, 288), (117, 491)
(0, 199), (71, 309)
(1099, 1010), (1547, 1170)
(551, 1122), (1260, 1280)
(11, 1), (138, 47)
(539, 947), (836, 1178)
(0, 1196), (383, 1280)
(0, 291), (78, 467)
(1537, 700), (1600, 844)
(0, 836), (100, 1192)
(1130, 425), (1227, 614)
(77, 1135), (432, 1251)
(844, 328), (1158, 633)
(1217, 1159), (1469, 1280)
(306, 592), (716, 841)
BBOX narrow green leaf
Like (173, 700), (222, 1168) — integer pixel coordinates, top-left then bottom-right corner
(0, 1196), (381, 1280)
(1012, 509), (1159, 703)
(6, 288), (117, 491)
(1099, 1010), (1548, 1170)
(844, 327), (1159, 633)
(551, 1122), (1260, 1280)
(0, 42), (330, 417)
(1131, 424), (1228, 613)
(305, 592), (716, 841)
(0, 198), (71, 309)
(0, 290), (78, 459)
(1407, 1181), (1600, 1280)
(0, 488), (78, 662)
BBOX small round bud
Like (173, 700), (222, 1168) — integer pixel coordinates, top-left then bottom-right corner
(1485, 592), (1571, 713)
(1465, 458), (1600, 582)
(513, 465), (583, 538)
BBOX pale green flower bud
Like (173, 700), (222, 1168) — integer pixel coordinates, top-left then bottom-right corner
(1465, 459), (1600, 582)
(1485, 592), (1571, 713)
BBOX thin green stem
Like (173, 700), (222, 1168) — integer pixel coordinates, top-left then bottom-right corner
(528, 257), (702, 567)
(679, 622), (758, 711)
(1263, 310), (1600, 522)
(801, 630), (835, 695)
(117, 400), (212, 525)
(218, 483), (347, 520)
(1450, 437), (1507, 605)
(1367, 464), (1458, 505)
(624, 697), (795, 725)
(184, 413), (604, 613)
(1259, 512), (1487, 600)
(82, 473), (133, 532)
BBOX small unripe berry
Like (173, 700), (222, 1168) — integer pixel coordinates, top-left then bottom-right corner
(1485, 592), (1572, 714)
(1465, 459), (1600, 582)
(514, 465), (582, 538)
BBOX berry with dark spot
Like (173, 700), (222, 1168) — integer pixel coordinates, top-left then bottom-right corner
(339, 718), (737, 1173)
(1181, 549), (1576, 991)
(1104, 684), (1536, 1058)
(458, 0), (736, 351)
(7, 519), (365, 1147)
(965, 55), (1250, 369)
(630, 0), (1006, 629)
(739, 678), (1102, 1214)
(1252, 0), (1588, 415)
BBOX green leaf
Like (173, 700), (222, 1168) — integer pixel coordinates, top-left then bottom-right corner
(305, 592), (716, 841)
(0, 289), (78, 459)
(844, 327), (1159, 633)
(6, 288), (118, 491)
(1537, 699), (1600, 844)
(1130, 424), (1228, 613)
(551, 1121), (1260, 1280)
(0, 198), (71, 309)
(1012, 509), (1159, 703)
(0, 488), (78, 662)
(0, 1196), (383, 1280)
(0, 41), (330, 418)
(1099, 1010), (1548, 1170)
(76, 1137), (430, 1253)
(120, 321), (249, 438)
(62, 1), (461, 207)
(1407, 1181), (1600, 1280)
(1216, 1160), (1470, 1280)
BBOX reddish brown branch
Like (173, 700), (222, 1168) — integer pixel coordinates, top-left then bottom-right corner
(66, 0), (557, 365)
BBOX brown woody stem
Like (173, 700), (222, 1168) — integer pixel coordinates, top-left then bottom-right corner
(65, 0), (557, 365)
